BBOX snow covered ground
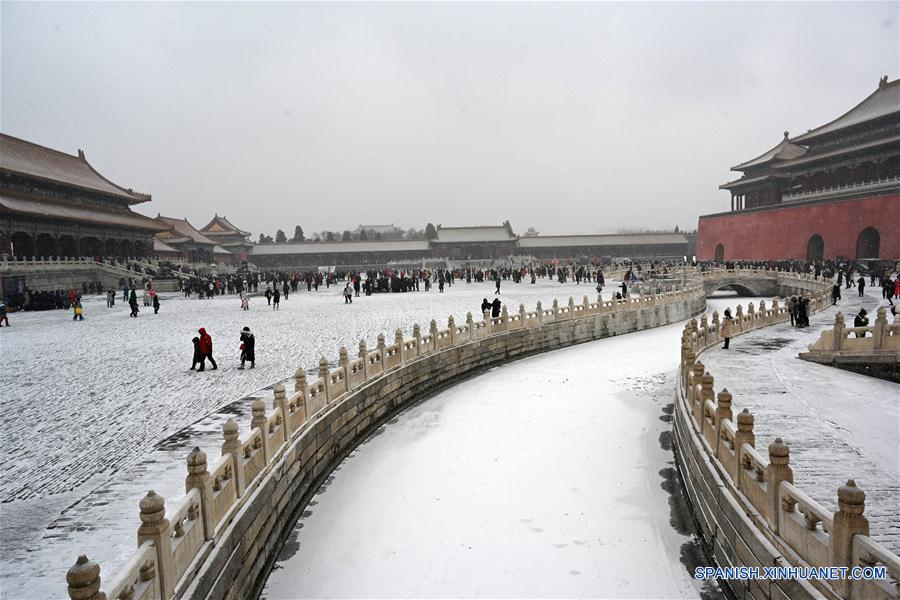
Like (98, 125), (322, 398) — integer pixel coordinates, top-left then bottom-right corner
(261, 313), (732, 599)
(0, 278), (645, 599)
(700, 285), (900, 555)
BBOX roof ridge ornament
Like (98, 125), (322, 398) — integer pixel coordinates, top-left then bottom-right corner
(879, 75), (888, 88)
(783, 130), (790, 139)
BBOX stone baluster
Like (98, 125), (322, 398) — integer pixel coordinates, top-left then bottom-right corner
(221, 419), (245, 495)
(358, 340), (368, 380)
(185, 447), (214, 540)
(568, 297), (575, 320)
(294, 368), (307, 397)
(582, 295), (590, 314)
(735, 305), (744, 333)
(714, 388), (732, 440)
(772, 298), (780, 322)
(466, 312), (474, 339)
(273, 384), (291, 439)
(552, 299), (559, 319)
(448, 316), (456, 345)
(137, 491), (175, 599)
(500, 305), (508, 330)
(759, 299), (767, 324)
(429, 320), (439, 351)
(873, 307), (887, 350)
(378, 333), (387, 373)
(250, 398), (269, 461)
(391, 330), (403, 364)
(683, 347), (696, 391)
(700, 315), (709, 346)
(831, 480), (870, 597)
(536, 301), (543, 325)
(483, 309), (491, 332)
(833, 312), (845, 351)
(711, 311), (720, 343)
(690, 360), (705, 407)
(66, 555), (106, 600)
(747, 302), (756, 328)
(318, 356), (331, 403)
(765, 438), (792, 533)
(520, 303), (527, 325)
(413, 324), (422, 353)
(697, 372), (714, 425)
(734, 409), (755, 484)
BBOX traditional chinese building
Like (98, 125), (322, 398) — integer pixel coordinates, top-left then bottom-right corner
(698, 76), (900, 261)
(200, 215), (252, 265)
(428, 225), (519, 259)
(154, 215), (219, 264)
(0, 133), (166, 258)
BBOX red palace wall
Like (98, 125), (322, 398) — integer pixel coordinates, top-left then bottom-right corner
(696, 195), (900, 261)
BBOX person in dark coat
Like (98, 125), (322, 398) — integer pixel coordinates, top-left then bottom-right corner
(190, 337), (203, 370)
(853, 309), (869, 337)
(152, 293), (160, 314)
(831, 283), (841, 305)
(481, 298), (490, 316)
(857, 276), (866, 297)
(129, 289), (139, 317)
(491, 298), (502, 318)
(238, 326), (255, 369)
(272, 288), (280, 310)
(197, 327), (217, 370)
(495, 275), (501, 295)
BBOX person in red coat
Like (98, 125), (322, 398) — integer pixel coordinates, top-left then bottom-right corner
(197, 327), (217, 371)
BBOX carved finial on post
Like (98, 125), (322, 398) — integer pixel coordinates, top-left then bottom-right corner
(500, 304), (508, 329)
(834, 312), (845, 351)
(250, 398), (269, 460)
(766, 437), (793, 532)
(715, 388), (733, 431)
(273, 383), (291, 438)
(185, 447), (214, 540)
(466, 311), (474, 338)
(567, 296), (575, 320)
(319, 356), (332, 401)
(735, 408), (755, 472)
(66, 555), (106, 600)
(412, 324), (422, 354)
(137, 491), (175, 598)
(536, 301), (543, 325)
(447, 316), (456, 344)
(831, 480), (870, 595)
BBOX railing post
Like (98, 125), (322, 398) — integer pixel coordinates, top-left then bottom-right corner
(221, 418), (245, 495)
(137, 491), (175, 599)
(765, 438), (792, 533)
(447, 316), (456, 345)
(250, 398), (269, 461)
(690, 361), (705, 405)
(339, 346), (351, 387)
(700, 315), (709, 347)
(520, 303), (527, 325)
(582, 295), (589, 314)
(759, 299), (767, 324)
(500, 305), (508, 330)
(483, 309), (491, 333)
(66, 555), (106, 600)
(771, 298), (780, 321)
(698, 372), (714, 425)
(735, 305), (744, 333)
(536, 301), (543, 325)
(833, 312), (845, 351)
(412, 324), (422, 354)
(377, 334), (387, 369)
(873, 307), (887, 350)
(831, 480), (870, 597)
(186, 447), (215, 541)
(552, 299), (559, 319)
(714, 388), (732, 438)
(273, 384), (291, 438)
(466, 312), (474, 339)
(747, 302), (756, 328)
(734, 409), (755, 487)
(319, 356), (331, 401)
(429, 320), (439, 350)
(568, 297), (575, 320)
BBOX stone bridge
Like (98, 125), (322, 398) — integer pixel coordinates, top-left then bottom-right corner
(700, 267), (823, 298)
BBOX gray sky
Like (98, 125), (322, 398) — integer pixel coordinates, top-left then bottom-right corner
(2, 2), (897, 238)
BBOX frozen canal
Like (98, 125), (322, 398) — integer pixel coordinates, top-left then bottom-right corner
(260, 297), (747, 599)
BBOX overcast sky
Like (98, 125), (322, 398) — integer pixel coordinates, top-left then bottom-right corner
(2, 2), (897, 238)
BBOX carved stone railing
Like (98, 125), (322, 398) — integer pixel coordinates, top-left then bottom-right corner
(675, 275), (900, 599)
(65, 276), (709, 600)
(782, 176), (900, 204)
(803, 308), (900, 355)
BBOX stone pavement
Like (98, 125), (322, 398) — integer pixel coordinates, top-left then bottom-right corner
(700, 284), (900, 555)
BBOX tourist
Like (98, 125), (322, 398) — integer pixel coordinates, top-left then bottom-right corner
(797, 297), (810, 328)
(272, 288), (280, 310)
(240, 292), (249, 311)
(282, 282), (289, 300)
(491, 297), (502, 318)
(190, 336), (202, 371)
(857, 276), (866, 298)
(788, 296), (798, 326)
(197, 328), (217, 370)
(143, 287), (151, 307)
(152, 292), (160, 314)
(894, 277), (900, 300)
(495, 275), (501, 295)
(0, 302), (8, 327)
(720, 309), (733, 349)
(831, 283), (841, 305)
(343, 283), (353, 304)
(72, 300), (84, 321)
(882, 276), (894, 301)
(853, 309), (869, 337)
(129, 289), (140, 317)
(265, 286), (272, 305)
(238, 326), (255, 369)
(106, 289), (115, 308)
(481, 298), (490, 317)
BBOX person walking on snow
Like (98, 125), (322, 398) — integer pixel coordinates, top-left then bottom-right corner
(73, 300), (84, 321)
(238, 326), (255, 369)
(272, 288), (280, 310)
(129, 289), (140, 317)
(190, 337), (203, 370)
(152, 292), (160, 314)
(831, 282), (841, 305)
(240, 292), (249, 311)
(857, 276), (866, 297)
(197, 327), (217, 370)
(0, 302), (8, 327)
(491, 297), (502, 318)
(343, 283), (353, 304)
(265, 286), (272, 305)
(495, 275), (501, 295)
(720, 308), (733, 349)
